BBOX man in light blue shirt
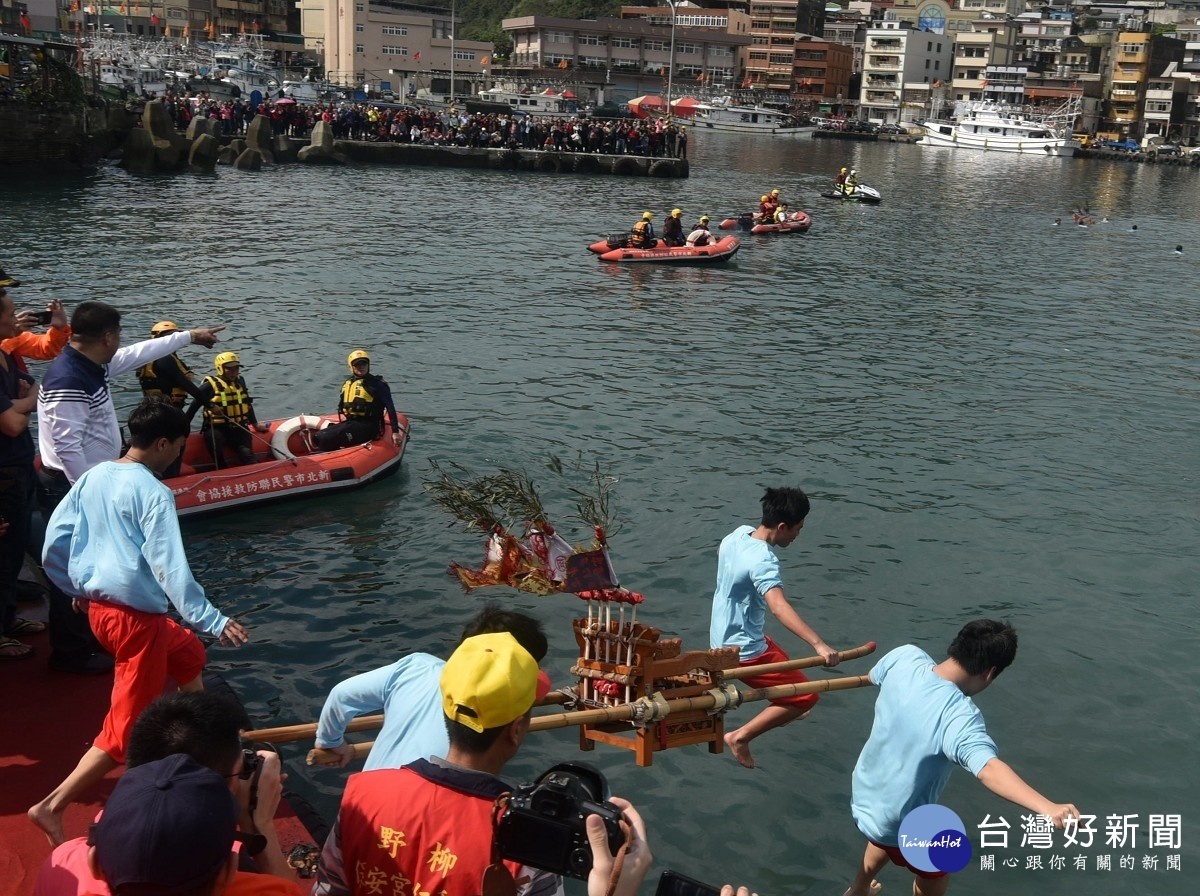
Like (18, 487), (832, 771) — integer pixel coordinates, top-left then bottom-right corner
(312, 604), (547, 769)
(844, 620), (1080, 896)
(710, 486), (839, 769)
(28, 399), (250, 847)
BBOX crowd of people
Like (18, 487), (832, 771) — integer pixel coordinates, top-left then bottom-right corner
(155, 91), (689, 158)
(5, 261), (1080, 896)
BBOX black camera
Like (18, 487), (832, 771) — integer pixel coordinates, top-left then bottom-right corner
(494, 761), (624, 880)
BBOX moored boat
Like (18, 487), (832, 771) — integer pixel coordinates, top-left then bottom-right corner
(168, 413), (408, 517)
(589, 235), (740, 264)
(719, 211), (812, 233)
(692, 97), (814, 137)
(920, 100), (1080, 156)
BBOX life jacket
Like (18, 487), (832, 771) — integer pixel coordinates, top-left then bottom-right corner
(631, 219), (652, 247)
(338, 761), (524, 896)
(339, 375), (383, 424)
(686, 228), (710, 247)
(137, 354), (194, 408)
(201, 374), (252, 425)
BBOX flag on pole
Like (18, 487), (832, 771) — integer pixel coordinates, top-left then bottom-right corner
(413, 50), (420, 61)
(20, 10), (32, 32)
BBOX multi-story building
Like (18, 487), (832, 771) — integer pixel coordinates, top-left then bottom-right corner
(501, 12), (750, 101)
(1175, 19), (1200, 142)
(793, 34), (852, 111)
(859, 18), (952, 123)
(947, 16), (1017, 102)
(745, 0), (824, 97)
(1104, 30), (1184, 139)
(323, 0), (491, 92)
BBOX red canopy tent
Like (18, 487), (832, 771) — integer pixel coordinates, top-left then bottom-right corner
(670, 96), (702, 118)
(627, 95), (666, 119)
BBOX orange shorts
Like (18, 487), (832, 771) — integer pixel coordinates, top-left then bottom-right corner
(737, 636), (819, 711)
(88, 601), (207, 764)
(870, 841), (949, 880)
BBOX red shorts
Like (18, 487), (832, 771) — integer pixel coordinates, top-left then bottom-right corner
(737, 636), (819, 711)
(871, 841), (949, 880)
(88, 601), (207, 764)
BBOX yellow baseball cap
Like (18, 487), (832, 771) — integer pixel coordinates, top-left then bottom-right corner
(441, 633), (551, 733)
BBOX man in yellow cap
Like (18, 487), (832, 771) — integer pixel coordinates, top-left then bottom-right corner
(186, 351), (269, 468)
(312, 349), (404, 451)
(630, 210), (655, 248)
(314, 632), (654, 896)
(661, 208), (685, 247)
(686, 215), (712, 247)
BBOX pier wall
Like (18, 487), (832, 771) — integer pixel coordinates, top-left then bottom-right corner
(0, 101), (137, 169)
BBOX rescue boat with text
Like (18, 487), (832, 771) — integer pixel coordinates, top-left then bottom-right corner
(586, 234), (741, 263)
(167, 413), (409, 517)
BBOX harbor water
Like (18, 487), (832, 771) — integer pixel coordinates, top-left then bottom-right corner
(2, 133), (1197, 895)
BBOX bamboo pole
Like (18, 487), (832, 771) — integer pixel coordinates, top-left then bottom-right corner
(304, 672), (873, 766)
(723, 640), (876, 680)
(244, 690), (571, 745)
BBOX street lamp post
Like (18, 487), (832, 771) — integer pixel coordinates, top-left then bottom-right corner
(448, 0), (455, 109)
(665, 0), (677, 121)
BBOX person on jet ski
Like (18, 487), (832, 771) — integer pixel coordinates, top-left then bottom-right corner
(835, 167), (849, 195)
(845, 169), (859, 197)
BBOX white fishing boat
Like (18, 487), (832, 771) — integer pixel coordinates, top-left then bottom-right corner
(691, 96), (814, 136)
(476, 86), (583, 118)
(920, 99), (1080, 156)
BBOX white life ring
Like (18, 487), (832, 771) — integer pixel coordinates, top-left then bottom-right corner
(270, 415), (328, 459)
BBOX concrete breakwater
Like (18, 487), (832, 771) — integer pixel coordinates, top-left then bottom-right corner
(0, 100), (138, 170)
(121, 99), (689, 178)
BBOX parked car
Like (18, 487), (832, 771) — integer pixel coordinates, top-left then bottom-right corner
(1100, 138), (1140, 152)
(1153, 143), (1181, 156)
(1190, 146), (1200, 156)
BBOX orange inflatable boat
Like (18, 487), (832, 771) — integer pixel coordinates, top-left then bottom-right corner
(168, 413), (409, 517)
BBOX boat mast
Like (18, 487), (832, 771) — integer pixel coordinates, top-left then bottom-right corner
(449, 0), (455, 108)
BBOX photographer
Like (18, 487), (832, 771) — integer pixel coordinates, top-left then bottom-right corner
(314, 633), (653, 896)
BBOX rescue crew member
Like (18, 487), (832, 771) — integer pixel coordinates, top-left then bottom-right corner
(137, 321), (203, 478)
(774, 202), (791, 225)
(661, 208), (685, 247)
(845, 169), (859, 196)
(835, 167), (849, 194)
(186, 351), (268, 468)
(756, 195), (772, 223)
(686, 216), (713, 247)
(630, 211), (655, 248)
(766, 189), (782, 215)
(312, 350), (404, 451)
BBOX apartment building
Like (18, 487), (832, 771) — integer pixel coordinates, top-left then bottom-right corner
(501, 11), (749, 99)
(859, 18), (952, 123)
(322, 0), (491, 90)
(947, 16), (1017, 102)
(793, 35), (852, 110)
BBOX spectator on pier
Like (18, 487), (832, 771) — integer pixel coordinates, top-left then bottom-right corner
(69, 753), (302, 896)
(35, 691), (301, 895)
(709, 486), (840, 769)
(842, 620), (1080, 896)
(0, 281), (41, 661)
(28, 399), (250, 847)
(312, 603), (546, 770)
(187, 351), (269, 468)
(314, 632), (653, 896)
(37, 300), (223, 675)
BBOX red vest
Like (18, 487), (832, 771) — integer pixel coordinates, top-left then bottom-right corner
(339, 761), (523, 896)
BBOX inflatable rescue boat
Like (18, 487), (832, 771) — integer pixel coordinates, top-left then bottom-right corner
(719, 211), (813, 234)
(586, 234), (741, 263)
(167, 413), (409, 517)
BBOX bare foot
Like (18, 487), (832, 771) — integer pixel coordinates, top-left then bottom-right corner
(28, 800), (66, 847)
(842, 881), (882, 896)
(724, 732), (755, 769)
